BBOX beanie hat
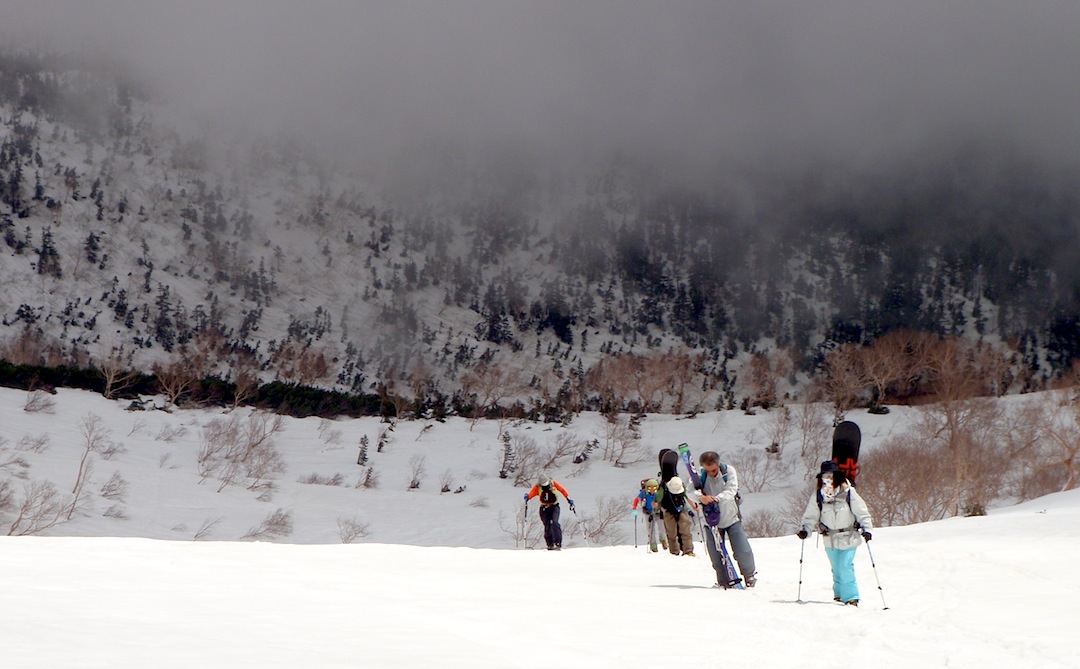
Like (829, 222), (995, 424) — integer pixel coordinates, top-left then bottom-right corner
(819, 460), (840, 475)
(667, 476), (685, 494)
(645, 478), (659, 489)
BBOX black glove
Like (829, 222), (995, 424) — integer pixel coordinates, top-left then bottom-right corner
(862, 531), (872, 542)
(796, 529), (808, 540)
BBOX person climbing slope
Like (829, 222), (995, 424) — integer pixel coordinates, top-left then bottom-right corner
(524, 474), (575, 550)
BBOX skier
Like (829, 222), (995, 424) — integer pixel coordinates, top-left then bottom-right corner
(696, 451), (757, 587)
(524, 474), (575, 550)
(659, 476), (698, 556)
(631, 478), (666, 552)
(797, 460), (875, 606)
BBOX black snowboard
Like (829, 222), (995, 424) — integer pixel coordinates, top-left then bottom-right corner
(831, 421), (861, 485)
(658, 448), (680, 484)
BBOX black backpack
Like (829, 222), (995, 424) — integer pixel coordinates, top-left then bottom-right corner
(540, 484), (558, 505)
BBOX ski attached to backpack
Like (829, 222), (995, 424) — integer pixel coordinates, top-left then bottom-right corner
(831, 420), (861, 485)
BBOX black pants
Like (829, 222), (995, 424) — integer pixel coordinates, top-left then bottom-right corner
(540, 504), (562, 548)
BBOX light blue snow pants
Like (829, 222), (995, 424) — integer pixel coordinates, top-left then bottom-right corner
(825, 546), (860, 603)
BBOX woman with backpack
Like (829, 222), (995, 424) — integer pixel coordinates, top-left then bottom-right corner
(524, 474), (575, 550)
(660, 476), (698, 556)
(798, 460), (875, 606)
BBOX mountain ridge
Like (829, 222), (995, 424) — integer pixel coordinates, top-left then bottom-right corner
(2, 54), (1079, 414)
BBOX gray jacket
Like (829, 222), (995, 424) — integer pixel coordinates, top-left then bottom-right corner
(801, 482), (874, 550)
(698, 464), (741, 530)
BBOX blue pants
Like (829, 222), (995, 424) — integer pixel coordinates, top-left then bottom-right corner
(825, 547), (860, 602)
(540, 504), (562, 548)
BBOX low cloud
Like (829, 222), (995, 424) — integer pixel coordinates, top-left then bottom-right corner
(4, 1), (1080, 192)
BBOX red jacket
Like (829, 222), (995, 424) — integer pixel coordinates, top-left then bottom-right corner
(525, 480), (571, 506)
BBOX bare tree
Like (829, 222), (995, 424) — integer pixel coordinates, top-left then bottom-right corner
(0, 330), (66, 366)
(746, 349), (793, 410)
(660, 347), (703, 414)
(193, 516), (222, 541)
(69, 414), (114, 519)
(240, 508), (293, 541)
(297, 347), (330, 386)
(508, 434), (542, 488)
(817, 344), (868, 423)
(0, 479), (13, 513)
(229, 349), (261, 411)
(407, 455), (426, 490)
(338, 517), (370, 543)
(198, 412), (286, 495)
(632, 354), (673, 412)
(298, 472), (344, 486)
(795, 400), (832, 478)
(857, 432), (954, 525)
(154, 355), (201, 407)
(919, 337), (1007, 516)
(727, 448), (791, 493)
(498, 504), (543, 548)
(566, 496), (628, 546)
(584, 355), (636, 416)
(16, 434), (50, 453)
(461, 362), (524, 426)
(23, 390), (56, 413)
(96, 341), (138, 400)
(439, 468), (454, 493)
(272, 342), (329, 386)
(0, 437), (30, 475)
(540, 433), (582, 471)
(99, 472), (129, 502)
(860, 330), (920, 412)
(762, 406), (794, 456)
(1018, 391), (1080, 497)
(8, 481), (69, 536)
(408, 357), (436, 415)
(741, 509), (788, 538)
(317, 419), (342, 445)
(597, 416), (648, 468)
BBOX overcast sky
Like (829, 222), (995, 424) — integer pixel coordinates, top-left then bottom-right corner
(4, 1), (1080, 185)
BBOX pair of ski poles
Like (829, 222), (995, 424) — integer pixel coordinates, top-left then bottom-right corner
(522, 498), (590, 548)
(797, 535), (888, 609)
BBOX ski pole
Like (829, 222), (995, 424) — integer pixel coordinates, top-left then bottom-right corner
(797, 537), (806, 604)
(573, 507), (591, 548)
(634, 513), (638, 548)
(865, 541), (889, 610)
(522, 499), (529, 548)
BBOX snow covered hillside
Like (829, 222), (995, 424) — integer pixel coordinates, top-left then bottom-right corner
(0, 386), (1077, 666)
(0, 385), (921, 547)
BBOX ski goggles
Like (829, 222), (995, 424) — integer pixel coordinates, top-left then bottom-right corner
(646, 485), (658, 492)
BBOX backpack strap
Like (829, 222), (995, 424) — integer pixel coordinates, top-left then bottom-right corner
(817, 489), (856, 531)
